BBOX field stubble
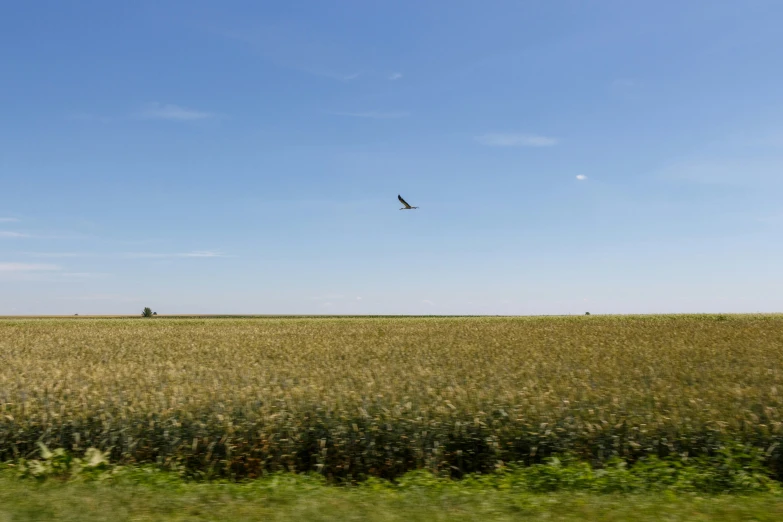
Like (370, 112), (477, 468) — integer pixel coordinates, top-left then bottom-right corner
(1, 316), (782, 480)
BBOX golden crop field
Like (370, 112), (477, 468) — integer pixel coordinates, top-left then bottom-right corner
(1, 316), (782, 480)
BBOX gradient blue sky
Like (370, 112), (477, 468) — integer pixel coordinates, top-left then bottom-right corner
(2, 0), (782, 315)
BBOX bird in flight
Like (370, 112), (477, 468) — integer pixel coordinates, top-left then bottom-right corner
(398, 194), (419, 210)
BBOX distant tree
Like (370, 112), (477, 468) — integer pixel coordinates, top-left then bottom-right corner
(142, 307), (154, 318)
(153, 312), (157, 316)
(585, 312), (591, 315)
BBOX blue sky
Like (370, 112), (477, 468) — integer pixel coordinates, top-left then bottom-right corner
(2, 0), (782, 315)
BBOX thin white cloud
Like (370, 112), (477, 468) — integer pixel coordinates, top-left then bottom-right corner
(4, 231), (94, 240)
(422, 299), (434, 306)
(123, 250), (230, 259)
(576, 175), (588, 181)
(19, 252), (89, 258)
(176, 251), (228, 258)
(60, 272), (110, 278)
(328, 111), (410, 119)
(138, 103), (217, 121)
(356, 296), (362, 301)
(0, 263), (60, 272)
(216, 26), (361, 82)
(389, 72), (403, 80)
(68, 294), (141, 301)
(0, 218), (19, 223)
(18, 250), (230, 259)
(656, 158), (783, 186)
(266, 65), (359, 81)
(475, 133), (558, 147)
(65, 111), (112, 123)
(757, 213), (783, 224)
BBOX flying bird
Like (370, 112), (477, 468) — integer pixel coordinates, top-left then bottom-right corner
(398, 194), (419, 210)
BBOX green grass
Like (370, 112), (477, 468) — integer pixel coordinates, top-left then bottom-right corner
(1, 470), (782, 521)
(2, 315), (783, 480)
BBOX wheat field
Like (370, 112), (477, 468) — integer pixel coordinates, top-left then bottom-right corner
(1, 315), (782, 479)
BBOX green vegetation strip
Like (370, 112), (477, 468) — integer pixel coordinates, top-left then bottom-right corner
(2, 463), (783, 522)
(1, 316), (782, 480)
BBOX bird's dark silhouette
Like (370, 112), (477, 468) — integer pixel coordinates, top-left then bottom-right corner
(398, 194), (418, 210)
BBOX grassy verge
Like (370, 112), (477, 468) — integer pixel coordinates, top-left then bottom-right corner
(1, 468), (782, 522)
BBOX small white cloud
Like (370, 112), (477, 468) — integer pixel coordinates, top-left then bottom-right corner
(576, 175), (588, 181)
(0, 263), (60, 272)
(389, 72), (403, 80)
(356, 296), (362, 301)
(476, 133), (558, 147)
(0, 231), (29, 238)
(328, 111), (410, 119)
(0, 218), (19, 223)
(138, 103), (217, 121)
(422, 299), (434, 306)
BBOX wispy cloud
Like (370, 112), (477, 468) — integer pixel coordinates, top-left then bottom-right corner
(0, 263), (60, 272)
(123, 250), (231, 259)
(69, 294), (142, 302)
(3, 232), (91, 240)
(174, 251), (228, 258)
(475, 133), (558, 147)
(758, 213), (783, 224)
(0, 218), (19, 223)
(388, 72), (403, 80)
(263, 65), (359, 81)
(217, 26), (361, 82)
(328, 111), (410, 119)
(576, 175), (588, 181)
(656, 158), (783, 186)
(422, 299), (434, 306)
(60, 272), (109, 278)
(65, 111), (112, 123)
(18, 250), (231, 259)
(19, 252), (88, 258)
(138, 103), (217, 121)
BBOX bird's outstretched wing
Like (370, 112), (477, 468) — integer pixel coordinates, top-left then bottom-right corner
(398, 194), (411, 208)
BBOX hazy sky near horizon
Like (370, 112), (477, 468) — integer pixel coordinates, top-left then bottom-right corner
(2, 0), (782, 315)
